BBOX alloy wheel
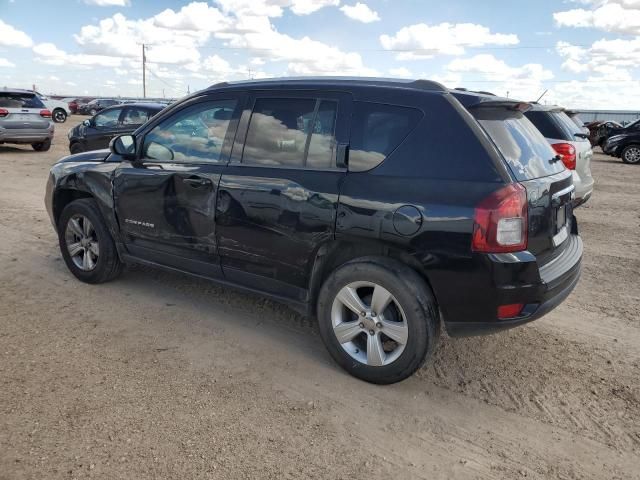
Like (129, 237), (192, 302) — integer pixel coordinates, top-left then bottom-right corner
(64, 214), (99, 271)
(624, 147), (640, 164)
(331, 281), (409, 367)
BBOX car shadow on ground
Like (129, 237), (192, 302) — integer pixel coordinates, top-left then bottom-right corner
(0, 146), (38, 154)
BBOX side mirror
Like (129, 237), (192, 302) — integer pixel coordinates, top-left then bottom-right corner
(110, 134), (137, 161)
(82, 119), (91, 127)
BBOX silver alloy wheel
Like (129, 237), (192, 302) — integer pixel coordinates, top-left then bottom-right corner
(624, 146), (640, 163)
(53, 109), (66, 123)
(64, 214), (99, 271)
(331, 281), (409, 367)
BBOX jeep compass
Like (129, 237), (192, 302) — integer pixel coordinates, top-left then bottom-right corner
(45, 78), (582, 384)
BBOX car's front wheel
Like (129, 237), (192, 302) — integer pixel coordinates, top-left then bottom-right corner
(32, 138), (51, 152)
(53, 108), (67, 123)
(317, 257), (439, 384)
(58, 199), (123, 284)
(621, 145), (640, 164)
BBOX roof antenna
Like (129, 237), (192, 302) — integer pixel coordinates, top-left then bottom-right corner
(536, 89), (549, 103)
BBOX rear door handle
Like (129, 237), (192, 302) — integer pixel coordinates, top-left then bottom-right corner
(182, 177), (211, 187)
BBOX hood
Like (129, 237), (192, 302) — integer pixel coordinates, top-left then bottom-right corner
(56, 149), (111, 164)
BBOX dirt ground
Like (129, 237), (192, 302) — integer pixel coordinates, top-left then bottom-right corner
(0, 118), (638, 480)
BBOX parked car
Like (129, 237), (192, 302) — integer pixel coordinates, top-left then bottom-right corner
(35, 92), (70, 123)
(66, 97), (94, 115)
(0, 88), (54, 151)
(602, 122), (640, 164)
(68, 102), (165, 154)
(45, 78), (582, 384)
(524, 105), (594, 206)
(77, 98), (121, 116)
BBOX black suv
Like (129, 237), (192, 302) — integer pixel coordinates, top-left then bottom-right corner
(602, 119), (640, 164)
(78, 98), (121, 116)
(68, 102), (165, 154)
(45, 78), (582, 384)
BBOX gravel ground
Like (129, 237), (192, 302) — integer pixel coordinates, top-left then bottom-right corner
(0, 118), (639, 480)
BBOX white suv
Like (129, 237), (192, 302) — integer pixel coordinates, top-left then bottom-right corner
(36, 92), (70, 123)
(525, 105), (594, 206)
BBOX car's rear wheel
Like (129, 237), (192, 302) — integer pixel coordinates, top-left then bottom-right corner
(32, 138), (51, 152)
(621, 145), (640, 164)
(53, 108), (67, 123)
(70, 143), (85, 154)
(317, 257), (439, 384)
(58, 199), (123, 284)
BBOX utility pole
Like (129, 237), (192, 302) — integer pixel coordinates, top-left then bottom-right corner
(142, 43), (147, 98)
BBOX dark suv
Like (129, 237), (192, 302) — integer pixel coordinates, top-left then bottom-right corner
(78, 98), (121, 116)
(602, 119), (640, 164)
(45, 78), (582, 384)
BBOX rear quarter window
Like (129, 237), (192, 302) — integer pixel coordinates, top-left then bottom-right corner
(475, 108), (565, 181)
(349, 102), (423, 172)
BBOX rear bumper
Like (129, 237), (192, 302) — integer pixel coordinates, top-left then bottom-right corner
(445, 234), (583, 337)
(0, 127), (54, 143)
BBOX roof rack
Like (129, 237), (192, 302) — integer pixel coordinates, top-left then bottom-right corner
(207, 77), (448, 92)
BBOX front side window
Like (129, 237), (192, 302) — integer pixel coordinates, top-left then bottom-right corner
(94, 108), (121, 128)
(122, 107), (151, 126)
(142, 99), (237, 163)
(242, 97), (338, 169)
(349, 102), (423, 172)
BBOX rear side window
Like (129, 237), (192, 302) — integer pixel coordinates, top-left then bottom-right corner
(122, 107), (151, 125)
(0, 92), (45, 109)
(475, 108), (565, 181)
(242, 97), (338, 169)
(525, 111), (574, 141)
(349, 102), (422, 172)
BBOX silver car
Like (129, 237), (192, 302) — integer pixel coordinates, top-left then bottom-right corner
(0, 88), (54, 151)
(525, 105), (594, 206)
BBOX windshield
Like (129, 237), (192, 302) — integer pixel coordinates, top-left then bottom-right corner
(474, 108), (565, 181)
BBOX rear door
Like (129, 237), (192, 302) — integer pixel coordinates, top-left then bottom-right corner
(0, 92), (49, 131)
(113, 93), (243, 278)
(216, 91), (350, 298)
(473, 106), (574, 264)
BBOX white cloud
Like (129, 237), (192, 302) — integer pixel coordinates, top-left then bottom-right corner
(380, 23), (519, 59)
(0, 19), (33, 48)
(33, 42), (123, 67)
(340, 2), (380, 23)
(554, 1), (640, 34)
(83, 0), (131, 6)
(0, 58), (16, 68)
(215, 0), (339, 16)
(388, 67), (412, 77)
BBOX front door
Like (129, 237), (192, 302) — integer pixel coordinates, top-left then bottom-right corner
(216, 91), (351, 300)
(113, 94), (243, 278)
(86, 107), (124, 150)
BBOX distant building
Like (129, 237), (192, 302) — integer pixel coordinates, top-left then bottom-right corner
(573, 110), (640, 126)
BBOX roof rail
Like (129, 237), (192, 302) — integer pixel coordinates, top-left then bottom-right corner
(409, 79), (447, 92)
(210, 81), (229, 88)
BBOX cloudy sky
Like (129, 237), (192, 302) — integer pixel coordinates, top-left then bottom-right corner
(1, 0), (639, 108)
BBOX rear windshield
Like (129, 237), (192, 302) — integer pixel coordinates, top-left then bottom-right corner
(474, 108), (565, 181)
(0, 92), (45, 109)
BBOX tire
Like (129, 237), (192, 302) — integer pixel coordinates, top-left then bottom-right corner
(317, 257), (439, 384)
(70, 143), (85, 154)
(32, 138), (51, 152)
(621, 145), (640, 164)
(58, 198), (123, 284)
(53, 108), (67, 123)
(90, 109), (97, 116)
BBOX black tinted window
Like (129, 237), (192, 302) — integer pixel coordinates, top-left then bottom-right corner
(349, 102), (422, 172)
(0, 92), (45, 109)
(242, 98), (338, 168)
(143, 99), (237, 163)
(525, 111), (573, 141)
(475, 108), (564, 181)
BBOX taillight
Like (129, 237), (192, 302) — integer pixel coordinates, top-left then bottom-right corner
(0, 108), (8, 117)
(552, 143), (576, 170)
(40, 109), (52, 118)
(498, 303), (524, 319)
(472, 183), (528, 253)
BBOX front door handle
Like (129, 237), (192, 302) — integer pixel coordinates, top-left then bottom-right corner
(182, 177), (210, 187)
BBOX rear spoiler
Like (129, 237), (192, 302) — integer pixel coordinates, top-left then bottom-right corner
(468, 100), (533, 112)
